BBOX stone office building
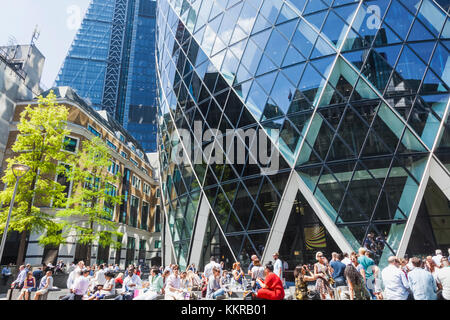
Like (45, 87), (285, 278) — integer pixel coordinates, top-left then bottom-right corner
(1, 86), (162, 268)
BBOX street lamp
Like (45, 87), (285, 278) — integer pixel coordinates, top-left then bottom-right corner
(0, 163), (30, 265)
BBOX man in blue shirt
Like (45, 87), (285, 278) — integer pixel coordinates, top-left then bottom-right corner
(408, 257), (437, 300)
(381, 256), (410, 300)
(2, 264), (12, 286)
(329, 252), (346, 287)
(11, 265), (27, 289)
(32, 266), (44, 289)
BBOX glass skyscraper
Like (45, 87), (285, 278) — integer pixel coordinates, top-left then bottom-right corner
(156, 0), (450, 270)
(56, 0), (158, 152)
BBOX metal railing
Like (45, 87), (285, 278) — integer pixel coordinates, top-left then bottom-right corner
(0, 46), (27, 80)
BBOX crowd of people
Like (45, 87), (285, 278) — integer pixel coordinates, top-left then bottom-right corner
(48, 254), (287, 301)
(5, 263), (56, 300)
(292, 248), (450, 300)
(3, 247), (450, 301)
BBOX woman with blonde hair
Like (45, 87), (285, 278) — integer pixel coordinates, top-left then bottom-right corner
(186, 270), (202, 290)
(314, 251), (334, 300)
(115, 272), (124, 289)
(232, 262), (245, 287)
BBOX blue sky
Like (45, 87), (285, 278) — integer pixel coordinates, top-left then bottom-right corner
(0, 0), (91, 88)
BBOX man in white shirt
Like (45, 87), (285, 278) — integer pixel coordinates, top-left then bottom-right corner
(381, 256), (410, 300)
(436, 258), (450, 300)
(73, 269), (91, 300)
(272, 252), (283, 279)
(204, 257), (222, 279)
(432, 249), (443, 267)
(165, 265), (184, 300)
(341, 253), (352, 265)
(94, 264), (106, 287)
(122, 267), (142, 292)
(66, 261), (85, 289)
(113, 267), (142, 300)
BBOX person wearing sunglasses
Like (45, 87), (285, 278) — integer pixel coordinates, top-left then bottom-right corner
(314, 252), (334, 300)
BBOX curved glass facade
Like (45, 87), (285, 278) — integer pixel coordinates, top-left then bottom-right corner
(156, 0), (450, 269)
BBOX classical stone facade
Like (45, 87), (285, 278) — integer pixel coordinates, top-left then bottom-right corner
(1, 87), (162, 268)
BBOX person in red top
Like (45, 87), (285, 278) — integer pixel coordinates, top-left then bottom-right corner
(115, 272), (124, 288)
(256, 263), (285, 300)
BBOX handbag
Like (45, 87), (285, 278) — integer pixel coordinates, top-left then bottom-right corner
(243, 290), (254, 300)
(328, 276), (335, 286)
(307, 289), (321, 300)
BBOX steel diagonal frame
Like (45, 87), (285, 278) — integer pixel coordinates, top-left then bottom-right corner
(159, 0), (361, 263)
(157, 0), (450, 265)
(102, 0), (128, 114)
(156, 4), (238, 264)
(286, 0), (446, 260)
(158, 0), (357, 264)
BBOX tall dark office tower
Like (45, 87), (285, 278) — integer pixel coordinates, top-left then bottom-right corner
(156, 0), (450, 269)
(56, 0), (158, 152)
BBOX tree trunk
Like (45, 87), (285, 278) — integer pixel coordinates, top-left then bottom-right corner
(16, 231), (28, 266)
(16, 165), (39, 266)
(85, 220), (94, 266)
(86, 243), (92, 267)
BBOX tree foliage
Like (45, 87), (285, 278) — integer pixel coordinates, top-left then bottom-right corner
(0, 91), (70, 249)
(57, 136), (123, 254)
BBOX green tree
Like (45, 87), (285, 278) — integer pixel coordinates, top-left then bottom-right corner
(57, 136), (123, 265)
(0, 91), (70, 265)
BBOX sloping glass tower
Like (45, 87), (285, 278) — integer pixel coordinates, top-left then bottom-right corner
(56, 0), (158, 152)
(156, 0), (450, 270)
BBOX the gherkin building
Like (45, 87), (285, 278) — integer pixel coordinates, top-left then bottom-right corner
(156, 0), (450, 270)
